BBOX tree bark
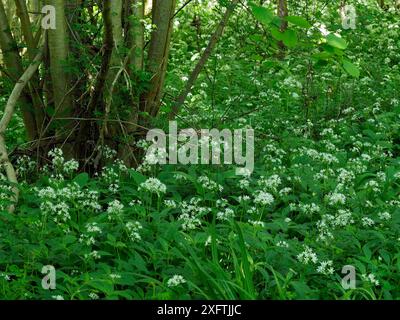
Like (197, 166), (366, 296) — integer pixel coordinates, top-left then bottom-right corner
(0, 0), (38, 140)
(141, 0), (176, 117)
(127, 0), (144, 71)
(14, 0), (45, 134)
(47, 0), (74, 155)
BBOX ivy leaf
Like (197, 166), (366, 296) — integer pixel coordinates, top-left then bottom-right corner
(342, 59), (360, 78)
(326, 34), (348, 50)
(250, 4), (274, 26)
(285, 16), (312, 28)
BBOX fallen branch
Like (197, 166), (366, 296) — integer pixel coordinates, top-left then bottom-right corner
(0, 49), (44, 213)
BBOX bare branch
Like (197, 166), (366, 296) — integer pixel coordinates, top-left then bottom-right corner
(170, 0), (239, 119)
(0, 49), (44, 213)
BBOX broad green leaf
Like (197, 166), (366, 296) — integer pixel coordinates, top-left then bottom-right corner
(312, 51), (332, 61)
(270, 26), (284, 41)
(73, 172), (89, 186)
(326, 34), (348, 50)
(282, 29), (298, 47)
(285, 16), (312, 28)
(250, 4), (274, 26)
(342, 59), (360, 78)
(128, 169), (147, 185)
(89, 279), (114, 294)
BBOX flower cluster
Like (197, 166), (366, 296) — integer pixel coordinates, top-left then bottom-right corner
(167, 275), (186, 287)
(139, 178), (167, 195)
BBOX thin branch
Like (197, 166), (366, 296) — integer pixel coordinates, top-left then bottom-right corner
(169, 0), (239, 119)
(0, 49), (44, 213)
(172, 0), (195, 18)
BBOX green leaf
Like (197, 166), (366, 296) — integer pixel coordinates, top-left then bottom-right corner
(250, 4), (274, 26)
(270, 26), (283, 41)
(73, 172), (89, 186)
(285, 16), (312, 28)
(362, 245), (372, 261)
(312, 51), (332, 61)
(89, 279), (114, 294)
(128, 169), (147, 185)
(326, 34), (348, 50)
(342, 59), (360, 78)
(282, 29), (298, 47)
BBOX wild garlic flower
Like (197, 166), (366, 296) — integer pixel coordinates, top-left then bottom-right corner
(89, 292), (99, 300)
(238, 178), (250, 189)
(164, 199), (177, 209)
(167, 275), (186, 287)
(0, 273), (10, 281)
(197, 176), (223, 192)
(279, 187), (292, 197)
(125, 221), (143, 242)
(378, 212), (391, 221)
(361, 217), (375, 227)
(216, 208), (235, 221)
(178, 198), (210, 230)
(86, 222), (102, 234)
(238, 195), (250, 203)
(248, 220), (265, 227)
(297, 246), (318, 264)
(107, 200), (124, 220)
(258, 174), (282, 192)
(298, 203), (320, 215)
(327, 192), (346, 206)
(139, 178), (167, 195)
(48, 148), (64, 168)
(84, 251), (101, 260)
(129, 199), (142, 206)
(254, 191), (274, 206)
(316, 260), (334, 275)
(40, 201), (71, 224)
(364, 180), (380, 192)
(337, 168), (355, 185)
(362, 273), (379, 287)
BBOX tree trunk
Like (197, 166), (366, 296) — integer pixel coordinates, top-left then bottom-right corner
(127, 0), (144, 71)
(46, 0), (74, 156)
(141, 0), (176, 118)
(119, 0), (145, 164)
(0, 0), (38, 140)
(14, 0), (45, 135)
